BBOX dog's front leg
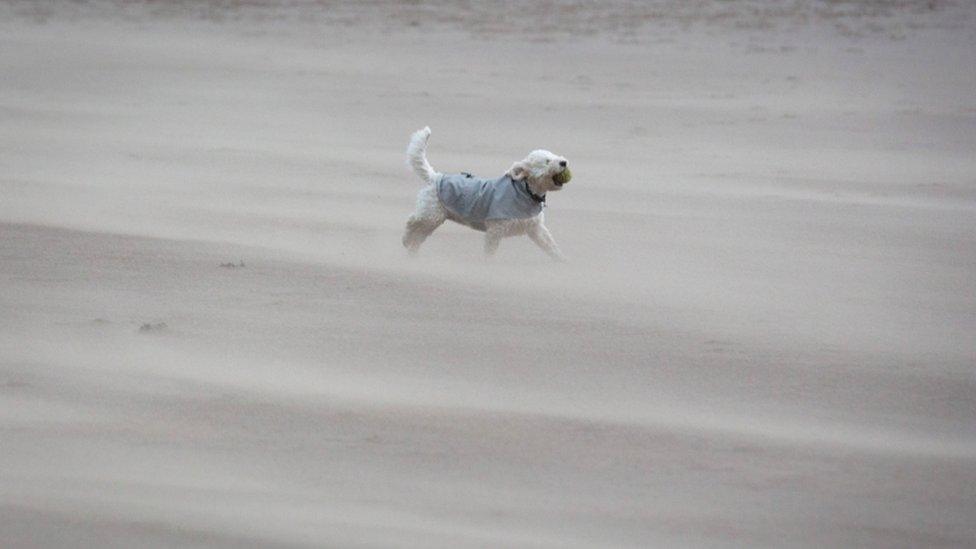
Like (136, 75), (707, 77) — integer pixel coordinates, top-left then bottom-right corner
(528, 223), (566, 262)
(484, 225), (505, 257)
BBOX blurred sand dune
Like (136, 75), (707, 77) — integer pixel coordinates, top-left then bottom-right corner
(1, 1), (975, 547)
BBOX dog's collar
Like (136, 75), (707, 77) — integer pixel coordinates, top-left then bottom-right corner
(524, 181), (546, 203)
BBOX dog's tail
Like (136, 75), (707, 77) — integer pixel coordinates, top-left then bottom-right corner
(406, 126), (438, 183)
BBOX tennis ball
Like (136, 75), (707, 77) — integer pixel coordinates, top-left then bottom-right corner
(553, 168), (572, 184)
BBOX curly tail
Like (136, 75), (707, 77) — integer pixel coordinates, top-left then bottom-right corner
(406, 126), (438, 183)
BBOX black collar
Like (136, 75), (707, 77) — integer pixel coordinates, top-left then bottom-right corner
(524, 181), (546, 203)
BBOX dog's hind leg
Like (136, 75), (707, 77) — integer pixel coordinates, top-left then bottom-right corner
(402, 186), (446, 255)
(402, 214), (444, 255)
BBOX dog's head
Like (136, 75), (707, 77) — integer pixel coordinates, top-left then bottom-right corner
(507, 149), (570, 193)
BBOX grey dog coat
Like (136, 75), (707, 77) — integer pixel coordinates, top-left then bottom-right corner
(435, 173), (543, 231)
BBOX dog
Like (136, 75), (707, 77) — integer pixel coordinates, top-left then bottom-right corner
(402, 126), (570, 261)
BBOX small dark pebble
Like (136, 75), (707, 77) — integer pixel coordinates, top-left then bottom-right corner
(138, 322), (168, 333)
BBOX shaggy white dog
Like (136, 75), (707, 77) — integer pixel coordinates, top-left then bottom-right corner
(402, 126), (570, 261)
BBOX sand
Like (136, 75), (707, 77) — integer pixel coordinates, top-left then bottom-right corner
(1, 1), (975, 547)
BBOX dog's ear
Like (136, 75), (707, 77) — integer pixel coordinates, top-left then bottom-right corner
(507, 161), (528, 181)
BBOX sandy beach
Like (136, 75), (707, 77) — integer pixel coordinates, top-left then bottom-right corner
(2, 1), (975, 547)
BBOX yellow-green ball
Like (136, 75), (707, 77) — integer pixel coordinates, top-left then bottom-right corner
(553, 168), (572, 184)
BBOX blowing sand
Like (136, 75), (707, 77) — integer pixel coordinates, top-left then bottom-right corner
(1, 1), (975, 547)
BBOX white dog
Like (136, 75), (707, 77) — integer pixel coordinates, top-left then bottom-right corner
(402, 126), (570, 261)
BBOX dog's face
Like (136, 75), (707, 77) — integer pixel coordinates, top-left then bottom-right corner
(508, 149), (570, 192)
